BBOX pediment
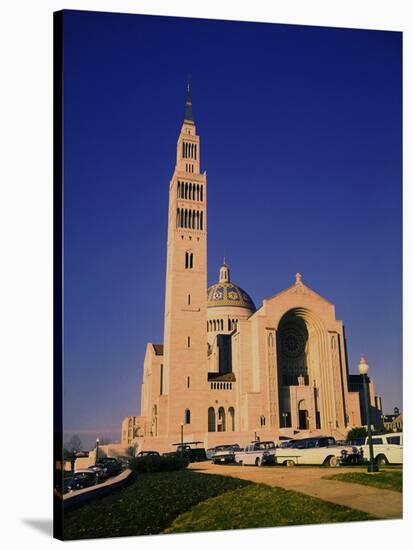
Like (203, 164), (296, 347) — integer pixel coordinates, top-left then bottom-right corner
(265, 273), (333, 307)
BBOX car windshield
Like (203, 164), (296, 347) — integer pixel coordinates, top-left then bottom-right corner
(257, 442), (275, 450)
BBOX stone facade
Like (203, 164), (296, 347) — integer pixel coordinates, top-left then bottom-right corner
(133, 89), (382, 453)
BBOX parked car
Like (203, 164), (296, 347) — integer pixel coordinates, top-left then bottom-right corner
(235, 441), (277, 466)
(349, 432), (403, 466)
(90, 457), (123, 478)
(117, 457), (131, 468)
(66, 469), (98, 492)
(274, 436), (351, 467)
(137, 451), (161, 458)
(212, 444), (241, 464)
(175, 445), (207, 462)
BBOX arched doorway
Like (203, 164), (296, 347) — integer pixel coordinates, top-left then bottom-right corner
(298, 400), (309, 430)
(208, 407), (216, 432)
(276, 308), (325, 431)
(217, 407), (226, 432)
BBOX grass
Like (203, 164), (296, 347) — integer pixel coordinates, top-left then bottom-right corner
(63, 470), (251, 540)
(165, 483), (373, 533)
(325, 470), (402, 493)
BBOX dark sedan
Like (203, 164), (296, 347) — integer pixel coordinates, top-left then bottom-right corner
(66, 470), (98, 492)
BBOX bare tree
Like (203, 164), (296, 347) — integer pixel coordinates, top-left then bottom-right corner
(66, 434), (82, 453)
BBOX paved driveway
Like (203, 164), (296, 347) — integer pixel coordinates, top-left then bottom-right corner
(189, 462), (402, 519)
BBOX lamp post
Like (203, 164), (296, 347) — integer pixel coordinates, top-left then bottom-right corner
(180, 423), (184, 451)
(357, 355), (379, 473)
(95, 437), (100, 464)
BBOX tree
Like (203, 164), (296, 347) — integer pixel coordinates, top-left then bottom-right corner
(346, 427), (367, 441)
(66, 434), (83, 453)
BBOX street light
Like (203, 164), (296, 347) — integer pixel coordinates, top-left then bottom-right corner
(95, 437), (100, 464)
(357, 355), (379, 473)
(180, 423), (184, 451)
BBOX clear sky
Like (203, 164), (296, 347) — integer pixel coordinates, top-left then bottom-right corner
(62, 10), (402, 449)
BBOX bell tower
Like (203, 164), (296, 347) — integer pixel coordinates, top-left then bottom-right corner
(162, 84), (208, 437)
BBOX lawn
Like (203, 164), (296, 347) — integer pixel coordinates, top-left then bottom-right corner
(63, 469), (377, 540)
(165, 483), (373, 533)
(326, 470), (402, 493)
(63, 470), (251, 540)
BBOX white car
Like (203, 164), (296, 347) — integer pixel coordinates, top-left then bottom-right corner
(212, 444), (241, 464)
(235, 441), (276, 466)
(358, 432), (403, 465)
(274, 436), (352, 467)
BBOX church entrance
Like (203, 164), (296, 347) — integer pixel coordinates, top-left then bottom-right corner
(298, 399), (309, 430)
(298, 409), (309, 430)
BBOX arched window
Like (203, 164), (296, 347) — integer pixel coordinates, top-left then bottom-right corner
(185, 409), (191, 424)
(221, 320), (223, 330)
(228, 407), (235, 431)
(200, 185), (203, 202)
(187, 376), (190, 388)
(213, 320), (216, 331)
(228, 319), (231, 331)
(176, 208), (180, 228)
(185, 251), (193, 269)
(200, 211), (203, 230)
(188, 210), (192, 229)
(260, 415), (266, 427)
(218, 407), (226, 432)
(208, 407), (215, 432)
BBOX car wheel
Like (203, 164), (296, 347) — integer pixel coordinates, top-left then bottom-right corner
(284, 459), (295, 467)
(325, 455), (339, 467)
(376, 454), (388, 466)
(255, 457), (261, 467)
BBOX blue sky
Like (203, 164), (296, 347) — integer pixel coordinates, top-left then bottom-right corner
(62, 10), (402, 449)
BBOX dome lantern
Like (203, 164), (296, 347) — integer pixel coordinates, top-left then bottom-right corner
(219, 258), (230, 283)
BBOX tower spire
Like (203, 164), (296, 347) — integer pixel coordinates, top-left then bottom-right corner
(184, 79), (194, 124)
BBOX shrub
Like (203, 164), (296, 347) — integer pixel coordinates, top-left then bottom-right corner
(130, 454), (189, 473)
(346, 427), (367, 441)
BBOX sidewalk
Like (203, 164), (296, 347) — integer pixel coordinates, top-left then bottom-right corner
(189, 462), (402, 519)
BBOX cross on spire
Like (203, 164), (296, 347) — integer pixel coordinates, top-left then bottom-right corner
(184, 79), (194, 124)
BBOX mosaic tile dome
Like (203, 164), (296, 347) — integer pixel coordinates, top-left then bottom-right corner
(207, 261), (256, 311)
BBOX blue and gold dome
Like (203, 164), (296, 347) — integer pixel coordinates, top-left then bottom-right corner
(207, 261), (256, 311)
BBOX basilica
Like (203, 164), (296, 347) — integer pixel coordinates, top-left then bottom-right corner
(123, 88), (382, 452)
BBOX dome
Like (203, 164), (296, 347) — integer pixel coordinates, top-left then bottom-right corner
(207, 260), (256, 311)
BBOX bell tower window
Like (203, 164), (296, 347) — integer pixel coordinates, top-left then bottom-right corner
(185, 252), (194, 269)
